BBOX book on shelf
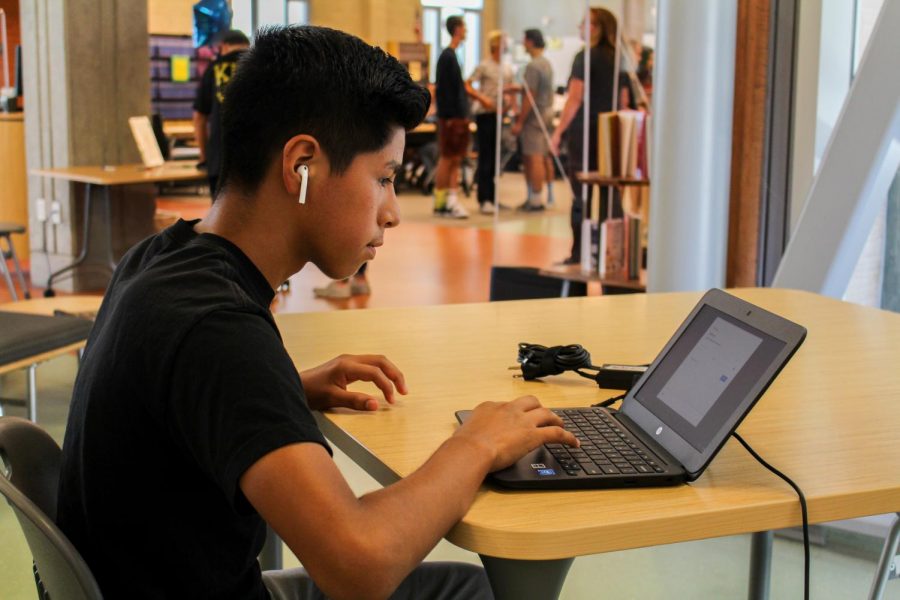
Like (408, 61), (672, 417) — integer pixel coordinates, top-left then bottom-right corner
(598, 215), (642, 281)
(596, 110), (651, 180)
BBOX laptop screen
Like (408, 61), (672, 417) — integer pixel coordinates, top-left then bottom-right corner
(632, 305), (786, 453)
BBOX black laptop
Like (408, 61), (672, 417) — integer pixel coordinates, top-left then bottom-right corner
(456, 289), (807, 489)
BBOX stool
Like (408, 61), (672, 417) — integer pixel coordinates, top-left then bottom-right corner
(0, 222), (31, 301)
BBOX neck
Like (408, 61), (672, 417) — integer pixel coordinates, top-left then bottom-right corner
(449, 37), (462, 49)
(528, 48), (542, 58)
(194, 184), (305, 290)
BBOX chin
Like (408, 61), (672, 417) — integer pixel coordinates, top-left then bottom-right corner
(318, 260), (363, 281)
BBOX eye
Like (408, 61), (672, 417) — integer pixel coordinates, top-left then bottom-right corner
(380, 176), (396, 188)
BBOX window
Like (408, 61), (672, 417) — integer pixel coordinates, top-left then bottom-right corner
(421, 0), (483, 81)
(230, 0), (310, 36)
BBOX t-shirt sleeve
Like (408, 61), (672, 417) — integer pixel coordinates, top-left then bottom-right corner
(469, 63), (484, 84)
(193, 64), (215, 114)
(166, 310), (330, 512)
(570, 51), (585, 82)
(523, 63), (540, 92)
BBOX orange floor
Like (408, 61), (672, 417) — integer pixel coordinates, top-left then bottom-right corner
(1, 180), (578, 312)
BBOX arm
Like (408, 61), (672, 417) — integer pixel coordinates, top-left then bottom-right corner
(192, 111), (208, 164)
(241, 396), (577, 600)
(511, 85), (534, 136)
(193, 66), (214, 164)
(465, 79), (495, 112)
(550, 78), (584, 155)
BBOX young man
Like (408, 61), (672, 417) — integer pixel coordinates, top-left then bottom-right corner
(434, 15), (477, 219)
(511, 28), (554, 212)
(57, 26), (576, 599)
(193, 29), (250, 200)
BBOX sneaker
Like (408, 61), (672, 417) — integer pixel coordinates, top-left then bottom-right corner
(479, 203), (495, 215)
(350, 278), (371, 295)
(555, 256), (580, 266)
(313, 280), (352, 299)
(444, 196), (470, 219)
(433, 206), (449, 217)
(516, 201), (545, 212)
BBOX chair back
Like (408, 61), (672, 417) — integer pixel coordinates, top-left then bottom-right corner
(0, 416), (102, 600)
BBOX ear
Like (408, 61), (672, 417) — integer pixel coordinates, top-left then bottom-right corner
(281, 134), (322, 197)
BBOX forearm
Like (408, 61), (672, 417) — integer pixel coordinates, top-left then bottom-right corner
(555, 92), (582, 138)
(192, 112), (208, 160)
(355, 435), (492, 587)
(516, 92), (534, 129)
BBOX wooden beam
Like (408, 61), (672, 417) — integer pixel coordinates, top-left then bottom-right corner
(727, 0), (771, 287)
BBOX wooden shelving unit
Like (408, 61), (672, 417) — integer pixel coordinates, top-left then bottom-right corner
(541, 171), (651, 294)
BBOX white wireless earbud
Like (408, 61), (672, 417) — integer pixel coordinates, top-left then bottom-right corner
(297, 164), (309, 204)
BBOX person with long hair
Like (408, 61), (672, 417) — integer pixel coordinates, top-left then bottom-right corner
(550, 8), (630, 265)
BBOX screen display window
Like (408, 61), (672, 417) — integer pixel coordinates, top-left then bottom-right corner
(634, 306), (785, 452)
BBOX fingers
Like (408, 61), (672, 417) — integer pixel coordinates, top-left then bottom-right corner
(343, 362), (400, 404)
(537, 425), (579, 448)
(329, 390), (380, 412)
(347, 355), (408, 396)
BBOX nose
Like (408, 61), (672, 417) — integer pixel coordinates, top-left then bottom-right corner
(381, 186), (401, 229)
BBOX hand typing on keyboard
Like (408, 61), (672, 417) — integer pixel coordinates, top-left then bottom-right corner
(452, 396), (580, 472)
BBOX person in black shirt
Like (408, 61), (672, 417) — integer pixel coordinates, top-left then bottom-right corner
(551, 8), (631, 265)
(58, 25), (577, 600)
(433, 15), (479, 219)
(193, 29), (250, 200)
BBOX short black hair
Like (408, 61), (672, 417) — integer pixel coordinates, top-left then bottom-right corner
(446, 16), (464, 37)
(220, 26), (431, 193)
(217, 29), (250, 46)
(524, 29), (545, 49)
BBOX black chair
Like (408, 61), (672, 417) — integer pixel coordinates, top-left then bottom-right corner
(489, 266), (586, 301)
(0, 416), (102, 599)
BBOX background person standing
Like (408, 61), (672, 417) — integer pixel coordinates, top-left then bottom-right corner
(193, 29), (250, 201)
(511, 28), (554, 212)
(434, 16), (477, 219)
(466, 31), (515, 215)
(550, 9), (630, 264)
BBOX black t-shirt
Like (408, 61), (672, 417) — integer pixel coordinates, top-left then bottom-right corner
(193, 49), (245, 177)
(57, 219), (330, 599)
(435, 47), (468, 119)
(567, 44), (629, 156)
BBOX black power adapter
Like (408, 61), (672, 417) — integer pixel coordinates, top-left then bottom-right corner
(514, 343), (648, 391)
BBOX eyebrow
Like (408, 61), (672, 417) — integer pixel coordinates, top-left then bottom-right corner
(385, 160), (401, 170)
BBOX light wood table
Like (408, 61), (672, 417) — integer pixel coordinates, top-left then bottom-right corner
(275, 288), (900, 599)
(30, 163), (206, 295)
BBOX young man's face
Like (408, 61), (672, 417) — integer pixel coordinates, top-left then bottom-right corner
(305, 127), (405, 279)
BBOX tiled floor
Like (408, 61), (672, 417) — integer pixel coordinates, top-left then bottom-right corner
(2, 174), (898, 598)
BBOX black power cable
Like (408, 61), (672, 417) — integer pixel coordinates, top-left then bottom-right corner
(515, 342), (648, 390)
(733, 432), (810, 600)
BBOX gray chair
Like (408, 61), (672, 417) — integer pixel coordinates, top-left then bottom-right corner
(0, 223), (30, 301)
(0, 416), (102, 599)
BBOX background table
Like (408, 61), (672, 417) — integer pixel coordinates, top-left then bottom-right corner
(30, 163), (206, 295)
(275, 289), (900, 599)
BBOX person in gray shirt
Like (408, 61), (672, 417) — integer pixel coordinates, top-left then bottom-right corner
(466, 31), (516, 213)
(512, 28), (555, 211)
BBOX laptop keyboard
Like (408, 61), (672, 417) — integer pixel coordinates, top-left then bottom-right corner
(546, 408), (666, 477)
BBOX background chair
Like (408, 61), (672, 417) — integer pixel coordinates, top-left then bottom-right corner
(0, 416), (102, 599)
(489, 266), (586, 301)
(0, 222), (31, 301)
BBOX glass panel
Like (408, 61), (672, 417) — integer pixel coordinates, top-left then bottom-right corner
(257, 0), (287, 28)
(423, 7), (439, 81)
(232, 0), (253, 37)
(287, 0), (309, 25)
(462, 10), (481, 78)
